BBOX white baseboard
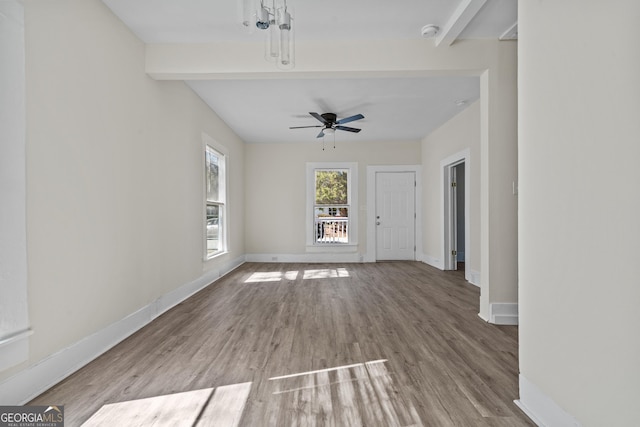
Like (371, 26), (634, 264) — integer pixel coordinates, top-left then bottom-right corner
(421, 254), (444, 270)
(468, 269), (481, 287)
(245, 253), (362, 263)
(489, 303), (519, 325)
(515, 374), (581, 427)
(0, 330), (32, 372)
(0, 255), (245, 405)
(420, 256), (480, 288)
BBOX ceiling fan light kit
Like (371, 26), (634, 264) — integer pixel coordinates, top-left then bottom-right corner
(241, 0), (294, 70)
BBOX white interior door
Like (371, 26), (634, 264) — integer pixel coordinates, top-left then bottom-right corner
(375, 172), (416, 260)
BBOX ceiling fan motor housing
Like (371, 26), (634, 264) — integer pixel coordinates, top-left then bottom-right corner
(321, 113), (337, 124)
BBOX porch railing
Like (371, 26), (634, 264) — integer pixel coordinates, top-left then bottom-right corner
(315, 217), (348, 244)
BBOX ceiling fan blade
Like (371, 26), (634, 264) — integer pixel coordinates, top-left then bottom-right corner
(310, 112), (330, 125)
(336, 125), (361, 133)
(336, 114), (364, 125)
(289, 125), (323, 129)
(316, 129), (325, 138)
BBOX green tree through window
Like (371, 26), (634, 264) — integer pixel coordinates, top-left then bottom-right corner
(315, 170), (347, 205)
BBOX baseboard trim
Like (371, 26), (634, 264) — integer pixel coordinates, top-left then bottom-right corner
(515, 374), (581, 427)
(421, 254), (444, 270)
(489, 302), (519, 325)
(468, 269), (481, 287)
(245, 253), (362, 263)
(0, 255), (245, 405)
(0, 329), (33, 372)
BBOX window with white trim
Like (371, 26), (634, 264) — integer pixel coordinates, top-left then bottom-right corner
(205, 144), (226, 258)
(306, 162), (358, 248)
(0, 0), (31, 371)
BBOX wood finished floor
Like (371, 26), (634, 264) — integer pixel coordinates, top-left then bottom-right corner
(30, 262), (533, 426)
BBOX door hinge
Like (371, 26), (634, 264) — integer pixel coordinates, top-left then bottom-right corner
(451, 182), (457, 188)
(452, 250), (457, 256)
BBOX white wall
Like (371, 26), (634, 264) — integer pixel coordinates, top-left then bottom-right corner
(0, 0), (244, 388)
(421, 101), (480, 280)
(518, 1), (640, 425)
(244, 140), (420, 258)
(479, 43), (519, 318)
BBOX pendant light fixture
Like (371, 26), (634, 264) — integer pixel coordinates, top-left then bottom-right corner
(241, 0), (294, 70)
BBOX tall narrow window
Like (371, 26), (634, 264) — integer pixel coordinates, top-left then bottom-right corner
(306, 162), (358, 248)
(315, 169), (349, 244)
(205, 144), (226, 258)
(0, 0), (30, 371)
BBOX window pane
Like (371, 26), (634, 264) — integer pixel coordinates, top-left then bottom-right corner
(206, 204), (220, 255)
(206, 147), (219, 202)
(315, 206), (348, 244)
(315, 170), (348, 205)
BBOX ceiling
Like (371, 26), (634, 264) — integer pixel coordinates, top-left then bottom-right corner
(102, 0), (517, 144)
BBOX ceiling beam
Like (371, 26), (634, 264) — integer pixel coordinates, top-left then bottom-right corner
(499, 22), (518, 40)
(435, 0), (488, 47)
(145, 39), (499, 80)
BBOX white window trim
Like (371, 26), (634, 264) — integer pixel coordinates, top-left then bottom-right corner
(203, 133), (228, 260)
(306, 162), (358, 251)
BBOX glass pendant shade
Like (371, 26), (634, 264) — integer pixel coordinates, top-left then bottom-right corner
(266, 20), (278, 61)
(276, 7), (294, 69)
(241, 0), (256, 29)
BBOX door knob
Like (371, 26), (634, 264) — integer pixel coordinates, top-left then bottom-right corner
(376, 221), (381, 225)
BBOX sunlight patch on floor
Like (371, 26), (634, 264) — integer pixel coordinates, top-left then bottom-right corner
(81, 382), (251, 427)
(266, 359), (422, 426)
(302, 268), (350, 279)
(269, 359), (387, 381)
(245, 268), (350, 283)
(244, 271), (299, 282)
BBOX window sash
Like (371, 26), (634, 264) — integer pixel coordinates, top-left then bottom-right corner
(314, 205), (349, 244)
(205, 146), (222, 203)
(204, 140), (226, 259)
(314, 169), (349, 205)
(206, 202), (223, 257)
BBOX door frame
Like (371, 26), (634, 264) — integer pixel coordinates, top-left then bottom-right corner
(441, 149), (471, 282)
(366, 165), (422, 262)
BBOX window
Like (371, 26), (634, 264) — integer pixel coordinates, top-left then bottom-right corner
(306, 162), (358, 248)
(0, 0), (31, 371)
(205, 143), (226, 258)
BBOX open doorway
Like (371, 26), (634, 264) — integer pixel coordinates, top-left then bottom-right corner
(442, 149), (471, 283)
(444, 161), (466, 271)
(453, 163), (465, 272)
